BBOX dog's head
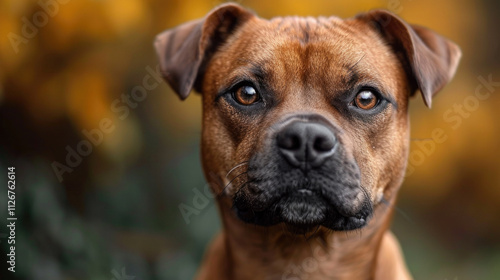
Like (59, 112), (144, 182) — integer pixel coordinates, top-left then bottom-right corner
(155, 4), (460, 233)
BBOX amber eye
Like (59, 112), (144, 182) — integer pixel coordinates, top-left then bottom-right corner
(233, 85), (259, 105)
(354, 90), (378, 110)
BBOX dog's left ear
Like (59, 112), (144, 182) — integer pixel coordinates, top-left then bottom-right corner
(357, 10), (462, 108)
(154, 4), (255, 100)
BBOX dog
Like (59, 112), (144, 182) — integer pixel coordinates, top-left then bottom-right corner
(155, 3), (461, 279)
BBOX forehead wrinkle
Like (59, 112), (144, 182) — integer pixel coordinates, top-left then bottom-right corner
(222, 62), (269, 89)
(260, 37), (361, 97)
(306, 42), (364, 89)
(235, 58), (267, 76)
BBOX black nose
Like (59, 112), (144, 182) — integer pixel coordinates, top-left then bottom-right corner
(277, 121), (337, 168)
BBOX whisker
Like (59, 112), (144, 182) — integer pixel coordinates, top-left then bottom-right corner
(381, 196), (413, 223)
(349, 53), (366, 72)
(358, 185), (374, 212)
(306, 225), (321, 241)
(218, 171), (249, 197)
(225, 161), (249, 179)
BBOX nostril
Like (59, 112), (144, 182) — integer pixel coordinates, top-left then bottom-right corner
(278, 133), (301, 150)
(313, 135), (335, 152)
(277, 120), (337, 167)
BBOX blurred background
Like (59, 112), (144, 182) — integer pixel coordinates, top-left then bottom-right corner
(0, 0), (499, 279)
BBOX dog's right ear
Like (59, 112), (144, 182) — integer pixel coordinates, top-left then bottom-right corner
(154, 4), (255, 100)
(356, 10), (461, 108)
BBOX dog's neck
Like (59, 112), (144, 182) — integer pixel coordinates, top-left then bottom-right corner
(213, 198), (395, 280)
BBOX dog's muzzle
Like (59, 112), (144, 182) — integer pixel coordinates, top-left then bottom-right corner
(233, 115), (373, 233)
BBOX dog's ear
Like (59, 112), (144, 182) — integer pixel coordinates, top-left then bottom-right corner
(154, 4), (254, 100)
(356, 10), (461, 107)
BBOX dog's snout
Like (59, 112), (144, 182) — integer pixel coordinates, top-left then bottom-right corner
(277, 121), (337, 168)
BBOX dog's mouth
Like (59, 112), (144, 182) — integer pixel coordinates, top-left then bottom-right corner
(233, 186), (372, 234)
(231, 117), (373, 233)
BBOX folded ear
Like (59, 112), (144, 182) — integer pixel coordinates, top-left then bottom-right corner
(356, 10), (462, 107)
(154, 4), (255, 99)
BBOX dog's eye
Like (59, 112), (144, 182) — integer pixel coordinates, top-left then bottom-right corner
(354, 90), (378, 110)
(233, 85), (260, 106)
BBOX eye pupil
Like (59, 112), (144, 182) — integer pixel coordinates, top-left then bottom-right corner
(234, 86), (259, 105)
(355, 90), (378, 110)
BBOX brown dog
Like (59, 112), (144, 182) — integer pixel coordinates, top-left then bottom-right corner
(155, 3), (460, 280)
